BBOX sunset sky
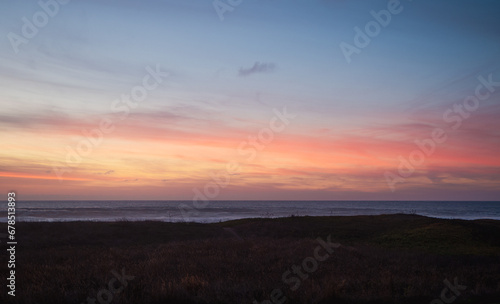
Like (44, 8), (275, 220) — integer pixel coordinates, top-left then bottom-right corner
(1, 0), (499, 200)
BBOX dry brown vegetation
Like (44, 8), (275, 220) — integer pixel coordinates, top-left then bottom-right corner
(1, 214), (499, 303)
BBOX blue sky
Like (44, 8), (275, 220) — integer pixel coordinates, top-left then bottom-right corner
(1, 0), (499, 200)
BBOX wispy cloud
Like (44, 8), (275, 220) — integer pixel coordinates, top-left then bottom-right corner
(238, 62), (276, 77)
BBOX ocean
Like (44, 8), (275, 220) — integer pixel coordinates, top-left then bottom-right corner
(2, 200), (500, 223)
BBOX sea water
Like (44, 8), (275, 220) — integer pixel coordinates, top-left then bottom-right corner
(1, 200), (499, 222)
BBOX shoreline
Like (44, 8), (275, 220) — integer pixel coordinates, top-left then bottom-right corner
(1, 214), (499, 303)
(4, 212), (500, 224)
(6, 215), (500, 224)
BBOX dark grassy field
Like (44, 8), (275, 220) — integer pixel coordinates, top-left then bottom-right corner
(1, 214), (500, 303)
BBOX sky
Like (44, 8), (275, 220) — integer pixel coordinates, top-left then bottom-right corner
(1, 0), (499, 201)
